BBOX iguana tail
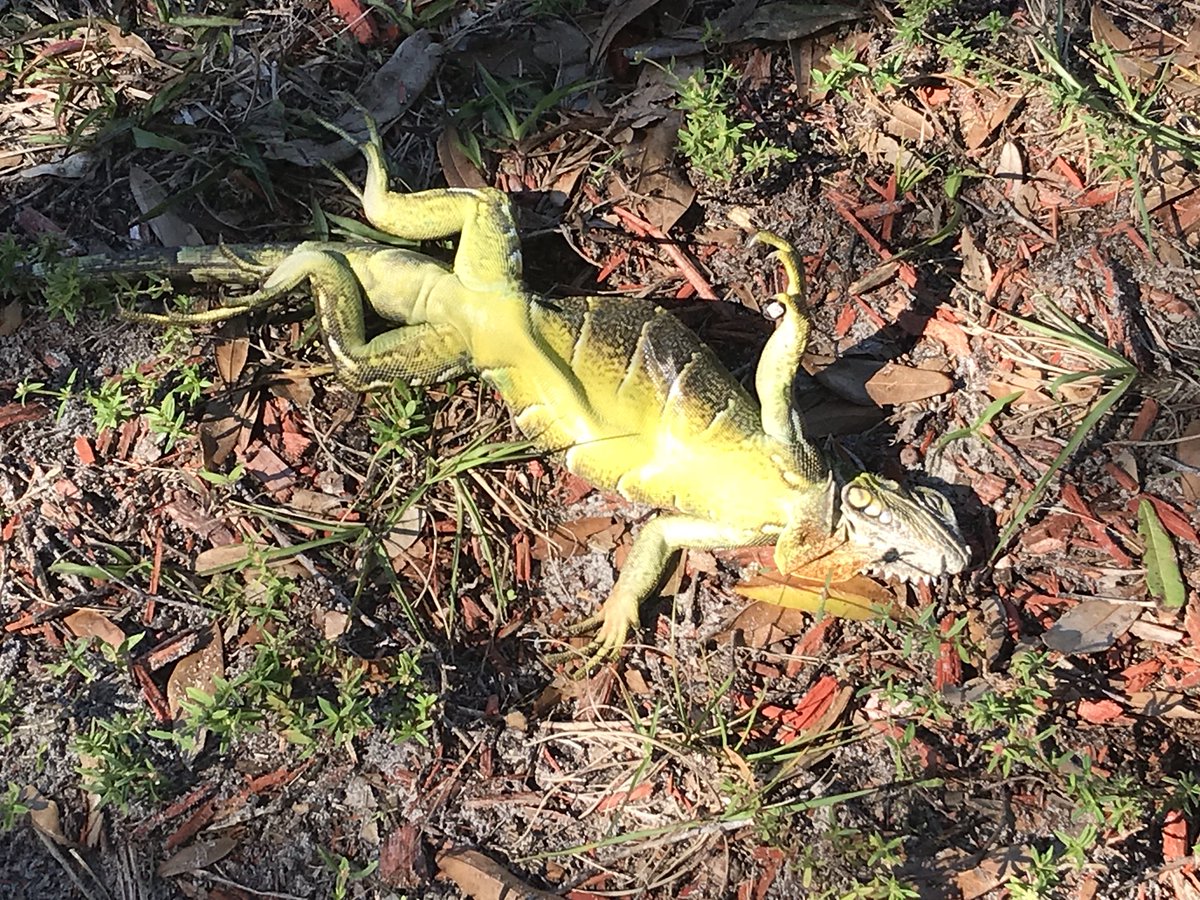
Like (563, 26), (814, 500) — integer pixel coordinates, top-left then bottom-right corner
(13, 242), (380, 285)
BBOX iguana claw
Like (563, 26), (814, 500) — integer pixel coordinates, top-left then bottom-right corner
(543, 593), (639, 676)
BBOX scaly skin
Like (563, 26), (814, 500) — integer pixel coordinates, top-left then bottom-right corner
(42, 122), (971, 670)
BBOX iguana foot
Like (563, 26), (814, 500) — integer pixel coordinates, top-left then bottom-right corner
(313, 110), (385, 202)
(543, 592), (639, 676)
(751, 230), (805, 296)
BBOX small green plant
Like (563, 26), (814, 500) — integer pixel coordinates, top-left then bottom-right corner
(73, 710), (165, 809)
(85, 378), (135, 433)
(380, 652), (438, 745)
(870, 53), (907, 93)
(992, 299), (1138, 556)
(0, 681), (16, 741)
(0, 783), (30, 831)
(894, 0), (956, 46)
(676, 63), (796, 181)
(811, 45), (870, 99)
(15, 369), (78, 421)
(463, 65), (599, 147)
(964, 650), (1055, 776)
(312, 664), (375, 747)
(1005, 843), (1061, 898)
(47, 636), (101, 681)
(319, 849), (379, 900)
(368, 383), (430, 459)
(41, 259), (114, 324)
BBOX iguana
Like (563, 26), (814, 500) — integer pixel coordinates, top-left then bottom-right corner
(18, 122), (970, 668)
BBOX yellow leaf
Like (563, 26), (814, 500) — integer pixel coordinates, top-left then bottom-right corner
(734, 573), (899, 620)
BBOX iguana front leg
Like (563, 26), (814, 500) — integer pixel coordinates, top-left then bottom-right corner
(547, 515), (764, 672)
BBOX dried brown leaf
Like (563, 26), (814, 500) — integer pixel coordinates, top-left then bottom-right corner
(157, 837), (237, 877)
(437, 848), (562, 900)
(629, 113), (695, 233)
(23, 786), (65, 844)
(722, 2), (861, 42)
(266, 31), (442, 166)
(383, 505), (425, 562)
(128, 165), (203, 247)
(591, 0), (663, 65)
(0, 299), (22, 336)
(167, 624), (225, 719)
(1041, 600), (1141, 654)
(64, 609), (126, 648)
(214, 330), (248, 386)
(437, 127), (488, 189)
(996, 140), (1025, 183)
(530, 516), (623, 561)
(245, 445), (296, 497)
(1178, 420), (1200, 501)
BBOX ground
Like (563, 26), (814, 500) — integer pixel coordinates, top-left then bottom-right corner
(1, 0), (1200, 898)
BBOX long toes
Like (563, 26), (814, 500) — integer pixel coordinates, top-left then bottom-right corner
(542, 638), (602, 669)
(563, 613), (604, 637)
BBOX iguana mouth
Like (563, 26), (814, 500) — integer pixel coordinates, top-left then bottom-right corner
(835, 473), (970, 582)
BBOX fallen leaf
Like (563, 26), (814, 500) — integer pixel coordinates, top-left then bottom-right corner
(718, 602), (812, 648)
(1139, 499), (1186, 610)
(214, 332), (248, 385)
(591, 0), (662, 65)
(954, 846), (1036, 899)
(289, 489), (345, 516)
(530, 516), (623, 561)
(0, 299), (22, 336)
(958, 226), (993, 292)
(807, 354), (951, 406)
(437, 848), (562, 900)
(437, 127), (488, 189)
(245, 445), (296, 497)
(23, 786), (65, 844)
(721, 2), (861, 42)
(1178, 420), (1200, 501)
(64, 609), (126, 648)
(157, 837), (237, 877)
(1126, 691), (1200, 718)
(383, 505), (425, 561)
(167, 624), (225, 719)
(128, 164), (203, 247)
(628, 112), (695, 234)
(20, 151), (97, 179)
(1041, 600), (1141, 654)
(995, 140), (1025, 183)
(963, 91), (1025, 151)
(734, 572), (898, 621)
(265, 31), (441, 167)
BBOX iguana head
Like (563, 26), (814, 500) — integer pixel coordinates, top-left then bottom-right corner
(835, 472), (969, 581)
(774, 472), (969, 585)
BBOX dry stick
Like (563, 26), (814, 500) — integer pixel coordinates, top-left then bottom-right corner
(610, 205), (719, 300)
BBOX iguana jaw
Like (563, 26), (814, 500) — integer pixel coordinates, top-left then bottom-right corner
(835, 473), (969, 582)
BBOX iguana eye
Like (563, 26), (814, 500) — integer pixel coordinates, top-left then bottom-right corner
(847, 485), (888, 520)
(846, 485), (872, 509)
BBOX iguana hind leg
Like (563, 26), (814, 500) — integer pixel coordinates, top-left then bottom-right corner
(547, 515), (761, 674)
(258, 248), (469, 390)
(330, 119), (523, 295)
